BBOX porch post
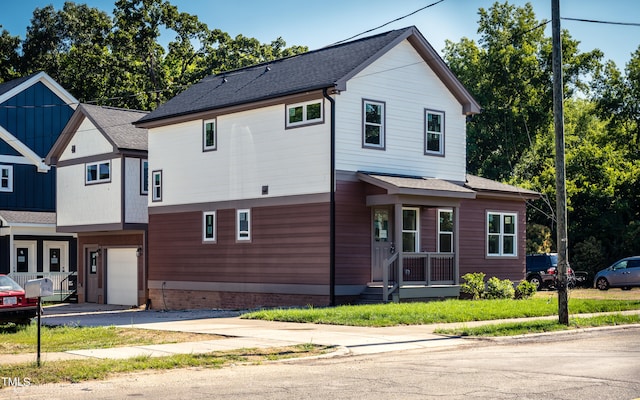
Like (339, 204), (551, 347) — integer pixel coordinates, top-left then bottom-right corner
(394, 203), (403, 286)
(454, 205), (460, 284)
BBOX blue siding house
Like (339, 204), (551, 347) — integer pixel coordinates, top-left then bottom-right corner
(0, 72), (78, 296)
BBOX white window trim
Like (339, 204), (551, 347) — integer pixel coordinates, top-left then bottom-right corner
(203, 119), (217, 151)
(237, 209), (251, 241)
(0, 165), (13, 192)
(402, 207), (420, 252)
(151, 170), (162, 202)
(425, 109), (445, 155)
(487, 211), (518, 257)
(363, 99), (385, 149)
(203, 211), (216, 242)
(141, 159), (148, 195)
(85, 161), (111, 184)
(437, 209), (454, 253)
(285, 99), (324, 128)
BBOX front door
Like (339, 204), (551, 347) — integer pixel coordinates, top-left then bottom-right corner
(372, 207), (394, 281)
(86, 250), (100, 303)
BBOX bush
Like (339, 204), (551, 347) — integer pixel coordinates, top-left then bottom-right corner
(461, 272), (486, 300)
(485, 277), (515, 299)
(515, 280), (537, 299)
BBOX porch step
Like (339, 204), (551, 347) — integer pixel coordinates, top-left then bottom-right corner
(356, 286), (392, 305)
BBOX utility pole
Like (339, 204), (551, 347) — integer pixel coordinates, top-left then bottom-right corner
(552, 0), (569, 325)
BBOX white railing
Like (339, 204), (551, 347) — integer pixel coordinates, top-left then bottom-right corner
(8, 272), (77, 301)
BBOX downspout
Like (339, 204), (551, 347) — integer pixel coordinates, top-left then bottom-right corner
(323, 88), (336, 306)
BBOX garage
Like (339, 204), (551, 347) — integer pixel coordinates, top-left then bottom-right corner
(106, 248), (138, 306)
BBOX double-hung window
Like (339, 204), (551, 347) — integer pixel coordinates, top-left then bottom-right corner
(141, 160), (148, 195)
(203, 119), (217, 151)
(438, 209), (453, 253)
(425, 110), (445, 155)
(151, 170), (162, 202)
(363, 99), (385, 149)
(237, 209), (251, 241)
(487, 212), (517, 256)
(286, 100), (323, 128)
(86, 161), (111, 184)
(203, 211), (216, 242)
(0, 165), (13, 192)
(402, 207), (420, 252)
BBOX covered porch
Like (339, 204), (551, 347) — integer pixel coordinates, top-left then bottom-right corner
(358, 172), (477, 303)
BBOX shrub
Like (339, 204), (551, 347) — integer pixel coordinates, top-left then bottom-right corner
(485, 277), (515, 299)
(461, 272), (486, 300)
(515, 280), (537, 299)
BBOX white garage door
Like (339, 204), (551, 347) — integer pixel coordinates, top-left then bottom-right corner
(106, 248), (138, 306)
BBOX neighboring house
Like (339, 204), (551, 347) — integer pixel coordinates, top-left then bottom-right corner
(135, 26), (539, 310)
(0, 72), (78, 297)
(46, 104), (149, 306)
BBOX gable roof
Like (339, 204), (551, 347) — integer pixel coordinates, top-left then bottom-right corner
(137, 26), (480, 127)
(46, 104), (148, 165)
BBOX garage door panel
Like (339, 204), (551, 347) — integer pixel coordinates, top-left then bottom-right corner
(106, 248), (138, 306)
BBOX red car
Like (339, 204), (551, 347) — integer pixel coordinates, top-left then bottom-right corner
(0, 274), (38, 326)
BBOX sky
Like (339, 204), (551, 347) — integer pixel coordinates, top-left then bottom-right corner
(1, 0), (639, 69)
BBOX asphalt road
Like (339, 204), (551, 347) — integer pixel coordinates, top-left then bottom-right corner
(4, 326), (639, 400)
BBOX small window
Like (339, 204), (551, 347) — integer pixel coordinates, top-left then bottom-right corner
(286, 100), (323, 128)
(203, 211), (216, 242)
(141, 160), (149, 195)
(152, 170), (162, 202)
(86, 161), (111, 184)
(438, 209), (453, 253)
(203, 119), (217, 151)
(363, 99), (385, 149)
(237, 209), (251, 241)
(402, 207), (420, 252)
(487, 212), (517, 256)
(0, 165), (13, 192)
(425, 110), (445, 155)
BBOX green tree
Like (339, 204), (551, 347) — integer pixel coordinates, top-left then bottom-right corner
(0, 28), (20, 82)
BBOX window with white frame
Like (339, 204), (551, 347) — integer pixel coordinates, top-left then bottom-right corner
(85, 161), (111, 184)
(402, 207), (420, 252)
(151, 170), (162, 202)
(425, 110), (444, 155)
(286, 100), (323, 128)
(0, 165), (13, 192)
(438, 209), (453, 253)
(487, 212), (517, 256)
(363, 99), (385, 148)
(141, 159), (148, 195)
(237, 209), (251, 241)
(203, 119), (216, 151)
(203, 211), (216, 242)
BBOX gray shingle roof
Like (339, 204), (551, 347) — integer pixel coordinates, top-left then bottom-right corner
(80, 104), (148, 151)
(137, 26), (479, 125)
(0, 210), (56, 225)
(465, 174), (540, 198)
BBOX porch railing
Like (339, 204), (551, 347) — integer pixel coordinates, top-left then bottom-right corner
(8, 271), (77, 302)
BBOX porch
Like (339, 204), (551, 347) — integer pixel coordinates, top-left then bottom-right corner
(9, 272), (78, 303)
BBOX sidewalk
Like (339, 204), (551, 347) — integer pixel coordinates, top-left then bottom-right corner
(2, 304), (639, 365)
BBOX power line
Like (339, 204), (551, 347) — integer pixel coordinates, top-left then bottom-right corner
(561, 17), (640, 27)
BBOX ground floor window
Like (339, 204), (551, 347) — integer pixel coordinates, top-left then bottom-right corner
(402, 207), (420, 252)
(438, 209), (453, 253)
(237, 209), (251, 241)
(487, 211), (517, 256)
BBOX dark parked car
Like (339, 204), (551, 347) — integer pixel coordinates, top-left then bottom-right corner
(594, 256), (640, 290)
(0, 274), (38, 326)
(526, 253), (575, 290)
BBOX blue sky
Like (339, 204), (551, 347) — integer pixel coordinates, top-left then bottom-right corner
(2, 0), (639, 68)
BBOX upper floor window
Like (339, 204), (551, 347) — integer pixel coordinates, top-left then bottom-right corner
(203, 119), (217, 151)
(0, 165), (13, 192)
(286, 100), (323, 128)
(363, 99), (385, 149)
(141, 159), (148, 195)
(425, 110), (445, 155)
(203, 211), (216, 242)
(487, 212), (517, 256)
(151, 170), (162, 202)
(86, 161), (110, 184)
(438, 209), (453, 253)
(237, 209), (251, 241)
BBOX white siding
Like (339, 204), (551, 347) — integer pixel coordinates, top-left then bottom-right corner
(58, 117), (113, 162)
(148, 104), (331, 207)
(57, 158), (122, 226)
(124, 157), (148, 223)
(335, 40), (467, 181)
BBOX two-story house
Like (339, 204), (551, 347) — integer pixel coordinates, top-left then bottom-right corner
(46, 104), (149, 306)
(135, 26), (538, 310)
(0, 72), (78, 297)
